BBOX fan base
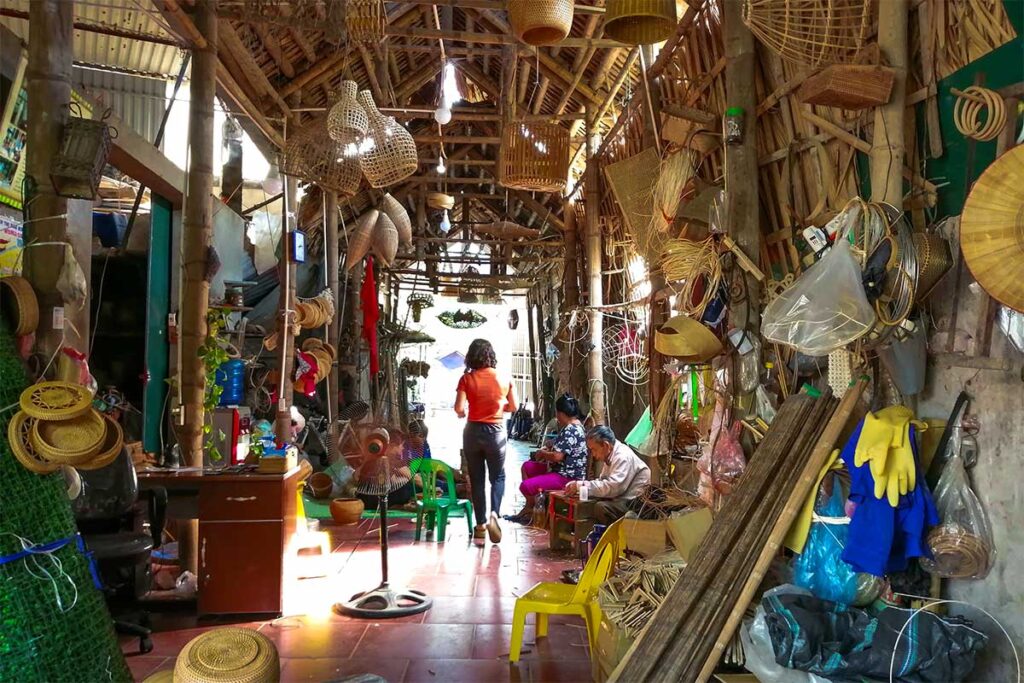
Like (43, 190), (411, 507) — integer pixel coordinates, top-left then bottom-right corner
(333, 583), (433, 619)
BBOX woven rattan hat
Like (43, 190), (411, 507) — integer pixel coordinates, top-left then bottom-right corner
(76, 414), (124, 471)
(605, 0), (678, 46)
(653, 315), (723, 363)
(7, 411), (60, 474)
(0, 276), (39, 336)
(20, 381), (93, 421)
(173, 627), (280, 683)
(30, 408), (106, 465)
(960, 145), (1024, 312)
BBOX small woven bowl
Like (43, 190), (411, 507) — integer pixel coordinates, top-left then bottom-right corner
(0, 276), (39, 336)
(77, 414), (124, 471)
(174, 627), (280, 683)
(8, 411), (60, 474)
(20, 381), (93, 421)
(30, 408), (107, 465)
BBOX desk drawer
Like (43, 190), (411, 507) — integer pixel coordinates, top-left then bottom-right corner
(199, 479), (284, 521)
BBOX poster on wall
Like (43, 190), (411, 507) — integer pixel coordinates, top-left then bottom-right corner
(0, 212), (22, 275)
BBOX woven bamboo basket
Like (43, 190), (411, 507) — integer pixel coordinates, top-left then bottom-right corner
(798, 65), (895, 109)
(8, 411), (60, 474)
(509, 0), (574, 46)
(743, 0), (874, 67)
(474, 221), (542, 240)
(372, 212), (400, 266)
(358, 91), (418, 188)
(20, 381), (93, 421)
(346, 0), (386, 43)
(51, 105), (116, 200)
(281, 115), (361, 197)
(500, 120), (570, 193)
(344, 209), (379, 270)
(30, 408), (107, 465)
(174, 627), (280, 683)
(0, 276), (39, 336)
(605, 0), (678, 46)
(327, 81), (369, 145)
(381, 193), (413, 248)
(77, 415), (125, 471)
(603, 147), (665, 262)
(913, 232), (953, 302)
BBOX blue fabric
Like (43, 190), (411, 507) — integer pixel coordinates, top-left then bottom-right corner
(840, 421), (938, 577)
(550, 422), (588, 480)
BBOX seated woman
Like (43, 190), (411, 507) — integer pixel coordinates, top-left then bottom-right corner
(355, 428), (416, 510)
(507, 394), (588, 524)
(565, 425), (651, 524)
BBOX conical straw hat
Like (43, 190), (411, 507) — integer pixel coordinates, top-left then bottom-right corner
(961, 145), (1024, 312)
(653, 315), (722, 363)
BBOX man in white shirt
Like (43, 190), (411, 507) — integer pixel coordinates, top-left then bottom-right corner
(565, 425), (651, 524)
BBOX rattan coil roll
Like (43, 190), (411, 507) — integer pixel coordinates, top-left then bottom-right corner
(8, 411), (60, 474)
(742, 0), (873, 67)
(345, 208), (379, 271)
(20, 381), (93, 421)
(500, 120), (570, 193)
(372, 212), (399, 266)
(327, 81), (369, 145)
(0, 276), (39, 336)
(358, 91), (418, 188)
(953, 86), (1006, 142)
(30, 408), (106, 465)
(912, 233), (952, 302)
(925, 526), (991, 579)
(381, 193), (413, 248)
(509, 0), (574, 46)
(346, 0), (386, 43)
(76, 415), (124, 471)
(605, 0), (677, 46)
(173, 627), (280, 683)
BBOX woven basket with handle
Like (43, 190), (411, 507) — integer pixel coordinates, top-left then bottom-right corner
(509, 0), (574, 46)
(500, 120), (570, 193)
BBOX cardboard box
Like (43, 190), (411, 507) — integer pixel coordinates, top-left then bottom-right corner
(665, 507), (713, 562)
(593, 613), (635, 683)
(623, 518), (669, 558)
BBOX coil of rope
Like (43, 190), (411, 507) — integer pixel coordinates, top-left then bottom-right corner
(952, 86), (1006, 142)
(660, 237), (723, 317)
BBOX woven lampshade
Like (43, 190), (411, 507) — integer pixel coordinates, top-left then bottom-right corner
(743, 0), (874, 67)
(358, 91), (418, 188)
(345, 209), (379, 271)
(327, 81), (368, 145)
(960, 145), (1024, 312)
(604, 0), (678, 46)
(372, 212), (400, 267)
(173, 628), (280, 683)
(500, 120), (570, 193)
(281, 115), (361, 197)
(0, 276), (39, 336)
(346, 0), (386, 43)
(509, 0), (574, 46)
(381, 193), (413, 248)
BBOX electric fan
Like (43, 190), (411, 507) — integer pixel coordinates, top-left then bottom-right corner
(333, 424), (432, 618)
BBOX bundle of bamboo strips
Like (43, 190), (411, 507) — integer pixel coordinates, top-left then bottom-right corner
(599, 554), (686, 639)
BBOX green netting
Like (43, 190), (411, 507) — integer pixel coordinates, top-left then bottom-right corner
(0, 321), (131, 683)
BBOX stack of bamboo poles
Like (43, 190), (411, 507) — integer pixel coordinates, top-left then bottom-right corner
(612, 379), (868, 682)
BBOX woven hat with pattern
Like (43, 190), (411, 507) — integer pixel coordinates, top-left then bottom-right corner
(173, 627), (280, 683)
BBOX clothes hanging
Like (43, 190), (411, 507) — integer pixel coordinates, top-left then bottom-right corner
(360, 255), (380, 376)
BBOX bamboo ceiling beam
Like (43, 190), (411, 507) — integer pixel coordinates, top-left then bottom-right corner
(413, 134), (501, 144)
(419, 158), (496, 165)
(253, 24), (294, 79)
(358, 44), (385, 103)
(391, 0), (603, 12)
(407, 176), (502, 185)
(288, 26), (317, 64)
(395, 60), (444, 103)
(454, 59), (502, 101)
(219, 21), (291, 114)
(387, 25), (624, 48)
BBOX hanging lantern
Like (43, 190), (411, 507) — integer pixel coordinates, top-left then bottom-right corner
(408, 294), (434, 323)
(346, 0), (386, 43)
(509, 0), (574, 46)
(604, 0), (678, 46)
(50, 105), (116, 200)
(508, 310), (520, 330)
(500, 120), (570, 193)
(327, 81), (368, 145)
(357, 91), (418, 188)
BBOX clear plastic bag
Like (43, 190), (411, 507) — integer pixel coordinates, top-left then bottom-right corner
(697, 421), (745, 495)
(57, 244), (88, 309)
(921, 455), (995, 579)
(762, 239), (876, 356)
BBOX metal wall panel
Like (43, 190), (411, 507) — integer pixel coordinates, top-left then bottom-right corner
(73, 66), (165, 143)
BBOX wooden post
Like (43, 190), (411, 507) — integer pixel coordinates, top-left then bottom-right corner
(584, 106), (605, 424)
(23, 0), (76, 356)
(723, 0), (762, 330)
(179, 0), (217, 467)
(870, 0), (908, 206)
(557, 199), (580, 395)
(274, 103), (300, 443)
(326, 190), (340, 429)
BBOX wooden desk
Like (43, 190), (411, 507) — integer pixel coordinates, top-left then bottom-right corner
(138, 467), (301, 616)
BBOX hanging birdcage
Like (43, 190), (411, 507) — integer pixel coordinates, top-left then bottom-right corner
(500, 120), (570, 193)
(50, 104), (117, 200)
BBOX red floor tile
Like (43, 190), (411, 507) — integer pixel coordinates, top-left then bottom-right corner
(281, 656), (410, 682)
(424, 596), (518, 625)
(474, 573), (549, 598)
(125, 655), (173, 681)
(404, 658), (515, 683)
(353, 623), (475, 660)
(471, 624), (591, 661)
(406, 573), (479, 597)
(259, 622), (367, 658)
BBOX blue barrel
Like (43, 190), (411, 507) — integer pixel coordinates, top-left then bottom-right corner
(215, 359), (246, 406)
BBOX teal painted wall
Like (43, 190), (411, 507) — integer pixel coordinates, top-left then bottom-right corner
(143, 195), (171, 454)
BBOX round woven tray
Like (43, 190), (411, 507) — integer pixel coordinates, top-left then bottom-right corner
(76, 414), (124, 471)
(8, 411), (60, 474)
(20, 381), (93, 421)
(30, 408), (107, 465)
(174, 628), (280, 683)
(0, 276), (39, 336)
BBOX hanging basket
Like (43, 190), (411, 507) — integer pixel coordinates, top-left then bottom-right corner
(346, 0), (386, 43)
(798, 64), (895, 110)
(50, 104), (117, 201)
(509, 0), (574, 46)
(500, 120), (570, 193)
(0, 276), (39, 336)
(281, 114), (361, 197)
(604, 0), (678, 46)
(371, 212), (399, 267)
(358, 91), (418, 188)
(344, 209), (379, 271)
(30, 408), (107, 465)
(742, 0), (874, 67)
(381, 193), (413, 248)
(327, 81), (369, 145)
(473, 221), (542, 240)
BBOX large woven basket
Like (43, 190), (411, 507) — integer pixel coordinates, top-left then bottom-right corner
(509, 0), (574, 46)
(500, 120), (570, 193)
(358, 91), (418, 188)
(605, 0), (678, 46)
(327, 81), (368, 145)
(51, 106), (115, 200)
(173, 627), (280, 683)
(372, 212), (399, 266)
(281, 115), (361, 197)
(0, 276), (39, 336)
(346, 0), (386, 43)
(798, 64), (895, 109)
(344, 209), (379, 271)
(913, 232), (953, 302)
(381, 193), (413, 248)
(20, 381), (93, 421)
(743, 0), (874, 67)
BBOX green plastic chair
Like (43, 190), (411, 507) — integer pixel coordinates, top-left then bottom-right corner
(409, 458), (474, 542)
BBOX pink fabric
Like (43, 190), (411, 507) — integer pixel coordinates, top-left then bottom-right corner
(520, 460), (570, 497)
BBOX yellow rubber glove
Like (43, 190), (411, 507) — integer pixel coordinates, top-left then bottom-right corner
(854, 412), (893, 481)
(876, 420), (917, 506)
(857, 406), (921, 507)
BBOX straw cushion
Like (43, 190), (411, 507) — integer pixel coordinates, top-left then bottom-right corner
(960, 145), (1024, 312)
(20, 381), (93, 421)
(509, 0), (574, 46)
(0, 276), (39, 336)
(8, 411), (60, 474)
(605, 0), (678, 46)
(173, 628), (280, 683)
(30, 408), (106, 465)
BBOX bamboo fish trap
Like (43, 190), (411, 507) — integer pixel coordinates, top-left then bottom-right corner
(500, 120), (570, 193)
(742, 0), (874, 67)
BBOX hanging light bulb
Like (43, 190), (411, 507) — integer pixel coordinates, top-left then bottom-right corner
(263, 160), (283, 194)
(439, 209), (452, 234)
(434, 94), (452, 126)
(436, 157), (447, 174)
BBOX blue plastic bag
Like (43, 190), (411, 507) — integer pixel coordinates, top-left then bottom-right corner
(793, 486), (859, 605)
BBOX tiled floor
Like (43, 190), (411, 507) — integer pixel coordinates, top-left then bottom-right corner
(125, 439), (595, 682)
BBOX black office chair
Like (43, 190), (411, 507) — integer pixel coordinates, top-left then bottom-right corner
(73, 448), (167, 654)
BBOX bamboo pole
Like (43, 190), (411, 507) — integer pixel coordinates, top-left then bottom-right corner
(326, 190), (340, 430)
(584, 107), (605, 425)
(870, 0), (909, 205)
(274, 105), (300, 443)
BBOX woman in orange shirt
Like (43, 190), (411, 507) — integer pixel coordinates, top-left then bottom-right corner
(455, 339), (517, 543)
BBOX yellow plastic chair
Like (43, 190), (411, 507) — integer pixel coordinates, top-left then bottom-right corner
(509, 518), (624, 662)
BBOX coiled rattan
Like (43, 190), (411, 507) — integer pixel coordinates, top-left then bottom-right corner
(953, 86), (1006, 142)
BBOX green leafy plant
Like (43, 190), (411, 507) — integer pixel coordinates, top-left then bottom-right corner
(197, 307), (232, 461)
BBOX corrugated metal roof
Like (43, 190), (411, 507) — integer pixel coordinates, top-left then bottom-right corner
(73, 66), (166, 143)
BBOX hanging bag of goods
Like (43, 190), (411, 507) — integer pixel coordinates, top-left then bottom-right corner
(920, 455), (995, 580)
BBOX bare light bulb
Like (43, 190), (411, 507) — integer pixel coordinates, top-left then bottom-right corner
(434, 105), (452, 126)
(436, 158), (447, 174)
(439, 210), (451, 234)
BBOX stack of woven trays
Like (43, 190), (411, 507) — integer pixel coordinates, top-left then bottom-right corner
(7, 381), (123, 475)
(298, 338), (337, 387)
